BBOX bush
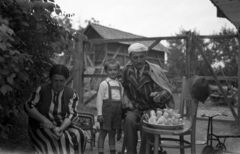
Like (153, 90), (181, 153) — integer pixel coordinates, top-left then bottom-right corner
(0, 109), (33, 153)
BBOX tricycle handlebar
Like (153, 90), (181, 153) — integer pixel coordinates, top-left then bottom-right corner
(201, 113), (228, 118)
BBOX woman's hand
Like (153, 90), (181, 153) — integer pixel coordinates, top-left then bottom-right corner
(53, 127), (63, 140)
(41, 119), (55, 129)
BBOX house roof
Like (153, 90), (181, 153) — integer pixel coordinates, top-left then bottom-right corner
(84, 23), (169, 53)
(210, 0), (240, 30)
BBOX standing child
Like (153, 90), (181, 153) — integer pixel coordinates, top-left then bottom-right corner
(96, 59), (123, 154)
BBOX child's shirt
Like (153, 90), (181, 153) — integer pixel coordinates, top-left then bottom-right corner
(96, 77), (124, 116)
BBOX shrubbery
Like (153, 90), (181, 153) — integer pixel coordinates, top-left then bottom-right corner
(0, 0), (78, 150)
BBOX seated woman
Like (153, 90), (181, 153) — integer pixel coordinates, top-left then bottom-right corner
(24, 64), (86, 154)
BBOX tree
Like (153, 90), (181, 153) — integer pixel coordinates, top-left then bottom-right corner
(166, 28), (210, 78)
(208, 26), (238, 76)
(166, 31), (186, 78)
(85, 17), (99, 25)
(166, 27), (237, 79)
(0, 0), (78, 144)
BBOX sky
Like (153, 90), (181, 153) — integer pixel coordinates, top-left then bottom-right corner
(54, 0), (237, 37)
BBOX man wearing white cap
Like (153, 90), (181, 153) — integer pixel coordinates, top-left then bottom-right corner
(121, 43), (175, 154)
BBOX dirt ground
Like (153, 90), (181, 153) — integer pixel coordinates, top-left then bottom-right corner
(83, 93), (240, 154)
(1, 120), (239, 154)
(0, 93), (240, 154)
(83, 120), (240, 154)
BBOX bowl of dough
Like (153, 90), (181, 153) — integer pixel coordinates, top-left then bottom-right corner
(143, 108), (184, 130)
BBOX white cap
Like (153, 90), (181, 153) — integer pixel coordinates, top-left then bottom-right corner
(128, 43), (148, 55)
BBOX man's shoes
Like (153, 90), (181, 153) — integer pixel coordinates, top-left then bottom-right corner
(150, 149), (167, 154)
(161, 151), (167, 154)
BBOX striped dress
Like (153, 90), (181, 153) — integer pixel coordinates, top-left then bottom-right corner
(25, 86), (86, 154)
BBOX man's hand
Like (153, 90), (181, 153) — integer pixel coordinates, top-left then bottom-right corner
(128, 102), (134, 110)
(122, 94), (135, 110)
(116, 129), (122, 141)
(150, 91), (169, 103)
(97, 115), (104, 123)
(41, 119), (55, 129)
(150, 92), (161, 103)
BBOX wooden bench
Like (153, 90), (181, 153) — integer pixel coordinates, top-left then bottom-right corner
(73, 112), (97, 151)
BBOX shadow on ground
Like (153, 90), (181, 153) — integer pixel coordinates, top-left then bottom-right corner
(1, 94), (240, 154)
(83, 94), (240, 154)
(83, 120), (240, 154)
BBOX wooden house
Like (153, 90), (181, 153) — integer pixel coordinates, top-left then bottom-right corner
(83, 23), (170, 91)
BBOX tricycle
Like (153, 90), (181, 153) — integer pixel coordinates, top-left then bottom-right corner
(201, 113), (240, 154)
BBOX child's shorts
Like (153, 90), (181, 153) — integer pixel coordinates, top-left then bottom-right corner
(101, 100), (122, 131)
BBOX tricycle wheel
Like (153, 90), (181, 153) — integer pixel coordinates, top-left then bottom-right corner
(215, 143), (226, 151)
(213, 148), (225, 154)
(202, 145), (215, 154)
(231, 97), (238, 108)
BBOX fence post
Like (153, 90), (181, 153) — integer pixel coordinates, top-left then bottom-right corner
(73, 32), (87, 104)
(237, 33), (240, 124)
(186, 31), (190, 78)
(186, 31), (194, 117)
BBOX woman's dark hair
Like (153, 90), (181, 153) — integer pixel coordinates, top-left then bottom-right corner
(49, 64), (69, 79)
(104, 59), (120, 71)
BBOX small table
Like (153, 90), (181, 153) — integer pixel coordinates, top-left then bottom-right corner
(142, 120), (194, 154)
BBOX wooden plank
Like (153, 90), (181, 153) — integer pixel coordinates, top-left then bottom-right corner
(84, 74), (107, 78)
(87, 35), (237, 44)
(237, 36), (240, 124)
(203, 76), (238, 81)
(198, 34), (237, 39)
(78, 37), (85, 104)
(112, 46), (121, 59)
(190, 32), (195, 76)
(91, 48), (106, 91)
(108, 50), (164, 61)
(66, 72), (74, 86)
(105, 43), (108, 61)
(73, 46), (80, 95)
(193, 36), (238, 120)
(156, 53), (163, 68)
(186, 32), (191, 78)
(148, 39), (161, 51)
(73, 32), (87, 104)
(123, 46), (126, 64)
(101, 58), (105, 66)
(87, 55), (94, 66)
(84, 50), (88, 68)
(88, 43), (96, 66)
(92, 44), (95, 66)
(107, 52), (127, 56)
(87, 36), (187, 44)
(197, 117), (235, 123)
(84, 92), (97, 106)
